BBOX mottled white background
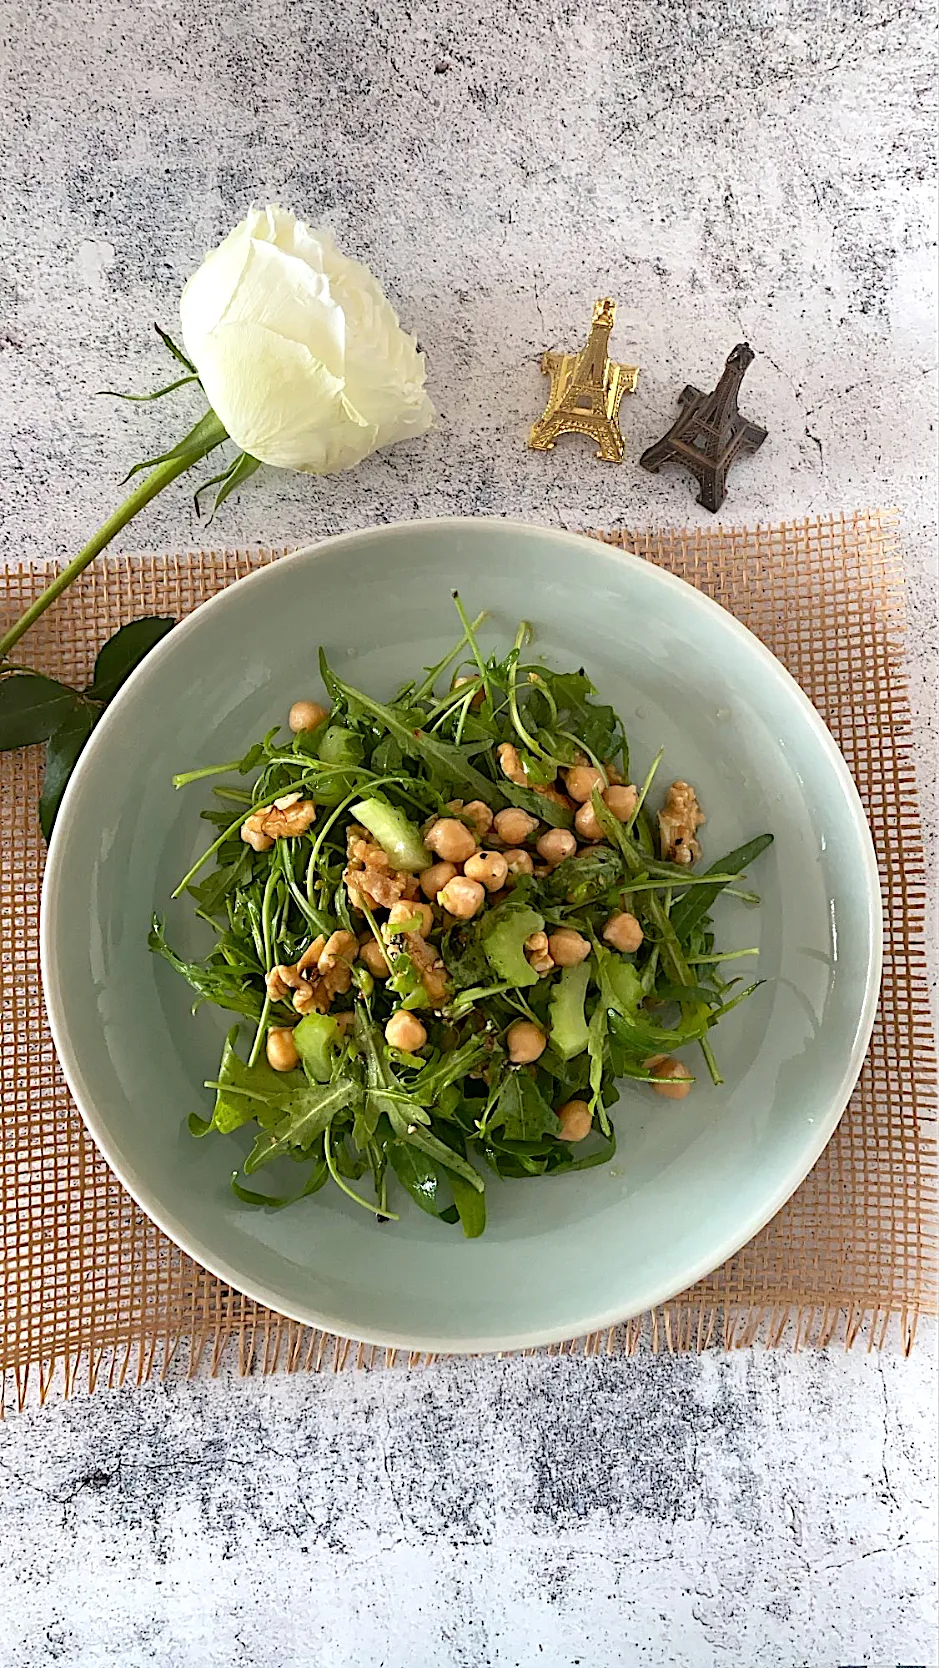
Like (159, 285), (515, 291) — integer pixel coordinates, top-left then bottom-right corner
(0, 1), (936, 1664)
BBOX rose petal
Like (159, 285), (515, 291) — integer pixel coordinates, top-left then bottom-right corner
(180, 207), (434, 474)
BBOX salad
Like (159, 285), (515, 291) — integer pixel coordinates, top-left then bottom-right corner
(151, 599), (772, 1237)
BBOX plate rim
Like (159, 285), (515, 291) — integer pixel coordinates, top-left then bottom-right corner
(40, 516), (884, 1352)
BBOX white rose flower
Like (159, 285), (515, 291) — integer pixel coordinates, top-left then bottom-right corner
(179, 206), (435, 473)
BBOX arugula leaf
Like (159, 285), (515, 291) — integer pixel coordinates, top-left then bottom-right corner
(596, 948), (644, 1019)
(449, 1170), (486, 1238)
(231, 1158), (328, 1208)
(607, 1005), (710, 1062)
(208, 1027), (296, 1133)
(535, 1048), (591, 1101)
(186, 847), (254, 918)
(543, 847), (623, 904)
(550, 1127), (618, 1173)
(0, 672), (83, 751)
(387, 1141), (444, 1218)
(149, 917), (264, 1019)
(587, 1003), (607, 1117)
(537, 669), (594, 713)
(669, 834), (774, 940)
(579, 704), (622, 762)
(370, 734), (405, 774)
(237, 740), (267, 773)
(84, 617), (175, 702)
(537, 668), (623, 762)
(596, 948), (709, 1056)
(244, 1077), (360, 1171)
(490, 1072), (558, 1141)
(320, 650), (502, 802)
(499, 781), (572, 828)
(707, 979), (765, 1021)
(441, 925), (493, 991)
(404, 1123), (485, 1190)
(409, 1036), (490, 1106)
(592, 791), (702, 994)
(357, 1013), (431, 1136)
(512, 747), (558, 788)
(654, 981), (725, 1006)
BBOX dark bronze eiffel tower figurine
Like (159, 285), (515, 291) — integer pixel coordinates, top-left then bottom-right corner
(639, 343), (767, 513)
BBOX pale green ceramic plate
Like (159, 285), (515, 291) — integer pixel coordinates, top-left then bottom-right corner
(41, 520), (882, 1352)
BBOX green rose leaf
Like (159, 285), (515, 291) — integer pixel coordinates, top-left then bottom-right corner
(0, 672), (83, 751)
(85, 617), (175, 703)
(39, 704), (99, 840)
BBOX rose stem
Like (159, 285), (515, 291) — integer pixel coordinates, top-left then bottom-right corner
(0, 409), (227, 658)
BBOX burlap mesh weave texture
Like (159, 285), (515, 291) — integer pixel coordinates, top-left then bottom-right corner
(1, 510), (935, 1407)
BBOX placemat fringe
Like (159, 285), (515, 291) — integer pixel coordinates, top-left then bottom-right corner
(1, 1300), (927, 1412)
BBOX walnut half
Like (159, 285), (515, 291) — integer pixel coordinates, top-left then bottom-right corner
(658, 780), (705, 866)
(524, 930), (555, 977)
(241, 792), (317, 851)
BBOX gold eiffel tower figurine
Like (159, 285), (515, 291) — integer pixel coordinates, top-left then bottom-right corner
(528, 298), (639, 462)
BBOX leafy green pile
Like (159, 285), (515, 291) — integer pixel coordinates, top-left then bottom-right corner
(151, 600), (772, 1236)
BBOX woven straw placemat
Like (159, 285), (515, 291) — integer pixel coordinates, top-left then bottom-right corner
(1, 509), (936, 1408)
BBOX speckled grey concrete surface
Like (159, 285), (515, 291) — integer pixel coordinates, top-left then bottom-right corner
(0, 1351), (937, 1667)
(1, 2), (937, 1664)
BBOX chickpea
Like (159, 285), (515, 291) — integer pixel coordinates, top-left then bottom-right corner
(603, 911), (644, 954)
(288, 699), (329, 734)
(574, 800), (606, 842)
(502, 848), (535, 877)
(604, 783), (639, 823)
(386, 899), (435, 937)
(464, 850), (509, 892)
(564, 763), (606, 803)
(266, 1026), (299, 1072)
(547, 928), (591, 967)
(420, 860), (457, 900)
(425, 817), (478, 864)
(385, 1011), (428, 1052)
(359, 938), (390, 978)
(437, 875), (486, 918)
(536, 828), (577, 867)
(506, 1019), (547, 1064)
(556, 1099), (593, 1142)
(645, 1055), (694, 1100)
(457, 800), (495, 840)
(493, 807), (540, 845)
